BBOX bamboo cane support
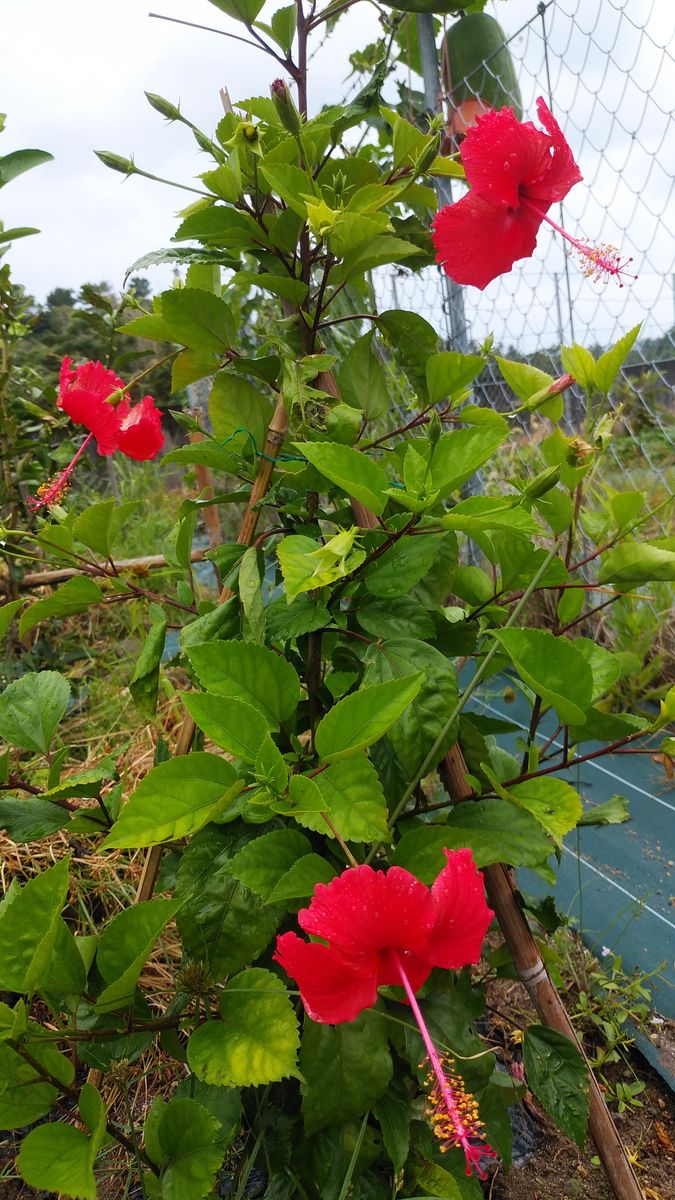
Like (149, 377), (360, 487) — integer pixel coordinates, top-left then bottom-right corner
(442, 744), (643, 1200)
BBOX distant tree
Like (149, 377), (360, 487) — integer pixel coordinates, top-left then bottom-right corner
(128, 275), (152, 301)
(46, 286), (76, 308)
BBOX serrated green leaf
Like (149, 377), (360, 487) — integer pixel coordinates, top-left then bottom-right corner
(0, 796), (71, 842)
(0, 669), (70, 755)
(593, 324), (641, 394)
(73, 498), (137, 558)
(129, 618), (166, 716)
(378, 309), (438, 399)
(430, 424), (508, 498)
(160, 286), (236, 352)
(19, 1122), (97, 1199)
(18, 577), (103, 637)
(297, 443), (389, 515)
(238, 546), (265, 643)
(426, 351), (485, 405)
(266, 854), (337, 904)
(208, 372), (273, 450)
(0, 598), (25, 641)
(184, 693), (269, 761)
(561, 342), (595, 391)
(175, 826), (280, 979)
(102, 753), (241, 849)
(186, 639), (300, 726)
(392, 800), (552, 877)
(509, 778), (582, 843)
(598, 542), (675, 585)
(523, 1025), (589, 1146)
(227, 829), (312, 900)
(315, 674), (422, 763)
(300, 1011), (392, 1134)
(578, 794), (630, 826)
(336, 330), (389, 421)
(288, 753), (390, 843)
(95, 898), (180, 1012)
(156, 1098), (224, 1200)
(331, 236), (422, 286)
(492, 628), (594, 726)
(363, 531), (454, 599)
(0, 857), (70, 994)
(0, 1028), (74, 1128)
(188, 968), (299, 1086)
(363, 637), (458, 775)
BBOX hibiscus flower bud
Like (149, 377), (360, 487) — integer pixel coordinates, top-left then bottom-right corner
(144, 92), (182, 123)
(415, 131), (442, 177)
(95, 150), (136, 177)
(547, 372), (575, 396)
(271, 78), (302, 135)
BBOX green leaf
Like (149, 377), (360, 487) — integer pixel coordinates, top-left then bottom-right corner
(315, 674), (423, 763)
(206, 0), (265, 24)
(19, 1122), (98, 1199)
(598, 542), (675, 585)
(175, 826), (280, 978)
(336, 331), (389, 421)
(297, 443), (389, 515)
(572, 637), (622, 701)
(95, 897), (180, 1012)
(331, 236), (422, 286)
(373, 1084), (410, 1171)
(0, 148), (53, 187)
(0, 796), (71, 842)
(523, 1025), (589, 1147)
(508, 778), (582, 843)
(73, 498), (137, 558)
(0, 670), (70, 756)
(259, 162), (316, 217)
(160, 287), (236, 352)
(0, 856), (70, 993)
(188, 967), (300, 1086)
(492, 628), (594, 725)
(363, 531), (454, 599)
(561, 342), (596, 391)
(578, 794), (630, 826)
(286, 753), (390, 843)
(238, 546), (265, 643)
(494, 356), (553, 403)
(227, 829), (312, 900)
(208, 372), (273, 450)
(266, 854), (337, 904)
(277, 533), (365, 604)
(0, 598), (25, 641)
(184, 693), (270, 762)
(178, 596), (240, 652)
(102, 753), (241, 849)
(356, 596), (435, 641)
(42, 919), (87, 996)
(129, 618), (166, 716)
(393, 799), (552, 877)
(441, 496), (540, 537)
(593, 324), (641, 394)
(175, 204), (266, 249)
(186, 639), (300, 726)
(162, 442), (237, 473)
(266, 593), (330, 641)
(378, 309), (438, 399)
(19, 577), (103, 636)
(426, 351), (485, 405)
(430, 424), (508, 498)
(300, 1011), (392, 1135)
(155, 1098), (224, 1200)
(363, 637), (458, 775)
(171, 348), (219, 390)
(0, 1027), (74, 1128)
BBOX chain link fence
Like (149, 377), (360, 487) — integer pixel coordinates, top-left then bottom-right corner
(378, 0), (674, 531)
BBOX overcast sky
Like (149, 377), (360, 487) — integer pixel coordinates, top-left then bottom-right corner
(2, 0), (674, 354)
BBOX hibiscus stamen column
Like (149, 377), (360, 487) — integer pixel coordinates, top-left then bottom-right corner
(28, 432), (94, 510)
(521, 199), (637, 286)
(390, 949), (496, 1180)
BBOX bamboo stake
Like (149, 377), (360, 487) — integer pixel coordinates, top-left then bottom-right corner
(442, 744), (644, 1200)
(12, 548), (209, 590)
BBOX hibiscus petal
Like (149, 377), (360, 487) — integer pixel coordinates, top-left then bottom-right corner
(432, 192), (541, 290)
(57, 390), (121, 455)
(116, 395), (164, 461)
(377, 946), (432, 994)
(529, 97), (583, 205)
(460, 106), (553, 208)
(298, 864), (435, 959)
(274, 931), (378, 1024)
(426, 849), (494, 969)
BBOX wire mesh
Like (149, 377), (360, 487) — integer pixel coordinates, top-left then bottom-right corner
(377, 0), (675, 530)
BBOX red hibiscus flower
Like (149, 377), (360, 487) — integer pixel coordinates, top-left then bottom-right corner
(432, 97), (633, 289)
(30, 358), (164, 509)
(275, 849), (492, 1024)
(275, 849), (496, 1177)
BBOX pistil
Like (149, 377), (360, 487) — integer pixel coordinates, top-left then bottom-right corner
(391, 949), (497, 1180)
(28, 432), (94, 511)
(522, 198), (637, 286)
